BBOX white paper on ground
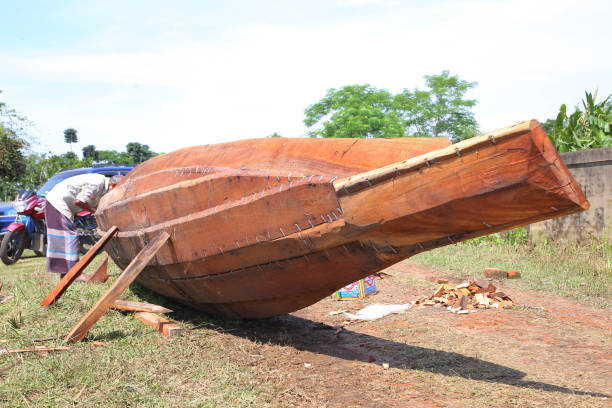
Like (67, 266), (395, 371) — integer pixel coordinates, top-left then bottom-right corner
(343, 303), (413, 321)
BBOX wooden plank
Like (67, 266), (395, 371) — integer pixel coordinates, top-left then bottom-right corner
(63, 231), (169, 343)
(41, 226), (118, 306)
(134, 312), (182, 338)
(111, 300), (173, 314)
(88, 256), (109, 284)
(333, 121), (534, 195)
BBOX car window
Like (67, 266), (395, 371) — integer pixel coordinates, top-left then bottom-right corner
(96, 171), (120, 177)
(94, 170), (132, 177)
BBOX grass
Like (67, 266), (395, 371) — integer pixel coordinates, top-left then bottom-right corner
(0, 251), (266, 407)
(412, 235), (612, 307)
(0, 239), (610, 406)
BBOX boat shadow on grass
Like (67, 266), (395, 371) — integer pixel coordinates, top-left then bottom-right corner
(128, 284), (608, 399)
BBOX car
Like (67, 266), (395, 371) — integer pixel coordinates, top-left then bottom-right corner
(0, 205), (17, 235)
(0, 165), (134, 237)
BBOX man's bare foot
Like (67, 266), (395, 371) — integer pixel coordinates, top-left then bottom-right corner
(75, 273), (91, 282)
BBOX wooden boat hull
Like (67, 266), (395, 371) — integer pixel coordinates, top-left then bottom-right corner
(96, 120), (588, 318)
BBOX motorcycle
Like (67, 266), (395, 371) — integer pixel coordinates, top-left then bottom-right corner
(0, 191), (100, 265)
(0, 189), (46, 265)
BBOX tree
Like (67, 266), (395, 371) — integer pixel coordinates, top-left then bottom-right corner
(64, 128), (78, 152)
(267, 132), (282, 138)
(96, 150), (134, 165)
(0, 92), (29, 199)
(546, 91), (612, 152)
(126, 142), (155, 164)
(394, 71), (479, 141)
(0, 126), (26, 180)
(303, 71), (479, 142)
(304, 85), (403, 138)
(82, 144), (98, 160)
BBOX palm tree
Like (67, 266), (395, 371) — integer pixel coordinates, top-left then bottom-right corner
(64, 128), (78, 152)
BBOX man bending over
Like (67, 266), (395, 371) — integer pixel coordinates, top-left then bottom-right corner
(45, 174), (122, 279)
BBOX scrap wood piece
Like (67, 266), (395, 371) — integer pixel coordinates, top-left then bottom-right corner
(88, 256), (109, 284)
(64, 231), (170, 344)
(414, 279), (514, 313)
(0, 345), (71, 354)
(134, 312), (182, 338)
(111, 300), (173, 314)
(41, 226), (119, 306)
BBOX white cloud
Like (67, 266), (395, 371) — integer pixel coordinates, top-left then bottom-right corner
(1, 0), (610, 154)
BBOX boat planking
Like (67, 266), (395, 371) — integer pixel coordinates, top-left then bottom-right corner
(96, 120), (588, 318)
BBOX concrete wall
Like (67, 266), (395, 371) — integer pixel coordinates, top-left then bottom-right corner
(528, 147), (612, 242)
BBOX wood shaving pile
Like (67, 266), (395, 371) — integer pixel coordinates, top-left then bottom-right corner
(413, 279), (514, 314)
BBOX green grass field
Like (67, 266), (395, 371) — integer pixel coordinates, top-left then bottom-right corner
(0, 253), (264, 407)
(0, 236), (610, 406)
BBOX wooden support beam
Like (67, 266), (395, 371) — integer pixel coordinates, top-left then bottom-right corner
(134, 312), (182, 338)
(87, 256), (109, 284)
(41, 226), (119, 306)
(64, 231), (170, 343)
(111, 300), (173, 314)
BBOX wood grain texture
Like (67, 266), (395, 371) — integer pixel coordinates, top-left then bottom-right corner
(95, 121), (588, 318)
(41, 226), (118, 306)
(64, 232), (169, 343)
(134, 312), (182, 337)
(111, 300), (173, 314)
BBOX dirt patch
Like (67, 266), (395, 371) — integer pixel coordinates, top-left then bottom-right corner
(194, 260), (611, 407)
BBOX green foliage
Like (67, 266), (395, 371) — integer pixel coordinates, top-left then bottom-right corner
(1, 152), (93, 201)
(82, 144), (98, 160)
(126, 142), (155, 164)
(267, 132), (282, 138)
(0, 92), (30, 199)
(467, 227), (529, 246)
(63, 128), (78, 145)
(0, 127), (26, 181)
(394, 71), (479, 142)
(303, 71), (479, 141)
(546, 91), (612, 152)
(96, 149), (134, 165)
(63, 128), (78, 154)
(304, 84), (404, 138)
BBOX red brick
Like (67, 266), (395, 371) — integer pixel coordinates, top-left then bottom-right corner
(506, 270), (521, 279)
(483, 268), (507, 279)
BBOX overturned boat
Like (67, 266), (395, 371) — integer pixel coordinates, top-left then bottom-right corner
(96, 120), (588, 318)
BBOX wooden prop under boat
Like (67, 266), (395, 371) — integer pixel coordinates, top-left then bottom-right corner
(96, 120), (588, 318)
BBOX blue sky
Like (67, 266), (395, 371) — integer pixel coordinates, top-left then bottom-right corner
(1, 0), (610, 155)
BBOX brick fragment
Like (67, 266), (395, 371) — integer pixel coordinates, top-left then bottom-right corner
(506, 270), (521, 279)
(483, 268), (507, 279)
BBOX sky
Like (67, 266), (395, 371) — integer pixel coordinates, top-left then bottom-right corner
(1, 0), (610, 156)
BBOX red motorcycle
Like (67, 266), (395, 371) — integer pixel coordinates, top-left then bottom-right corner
(0, 189), (47, 265)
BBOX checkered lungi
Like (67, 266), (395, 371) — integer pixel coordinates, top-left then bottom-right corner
(45, 201), (79, 274)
